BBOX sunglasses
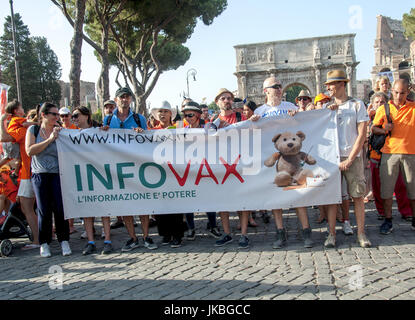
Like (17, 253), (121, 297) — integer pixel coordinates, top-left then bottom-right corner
(298, 97), (311, 101)
(266, 84), (282, 90)
(71, 113), (80, 119)
(184, 113), (196, 118)
(60, 114), (70, 118)
(46, 111), (59, 117)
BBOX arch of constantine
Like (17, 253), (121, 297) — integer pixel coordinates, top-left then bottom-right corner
(234, 34), (359, 104)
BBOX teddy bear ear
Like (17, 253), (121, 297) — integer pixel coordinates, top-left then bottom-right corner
(296, 131), (306, 140)
(272, 133), (282, 143)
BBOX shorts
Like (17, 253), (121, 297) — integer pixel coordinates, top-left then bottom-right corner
(380, 153), (415, 200)
(341, 176), (349, 200)
(2, 142), (20, 160)
(340, 157), (366, 199)
(17, 179), (35, 198)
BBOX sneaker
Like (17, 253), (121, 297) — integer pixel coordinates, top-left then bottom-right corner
(186, 229), (196, 241)
(342, 220), (354, 235)
(302, 228), (313, 248)
(162, 236), (172, 246)
(101, 242), (113, 255)
(208, 227), (222, 239)
(80, 231), (88, 239)
(411, 224), (415, 231)
(238, 235), (250, 249)
(40, 243), (51, 258)
(101, 228), (105, 239)
(324, 234), (336, 248)
(143, 237), (158, 250)
(110, 220), (124, 229)
(273, 229), (287, 249)
(121, 238), (140, 252)
(380, 220), (393, 235)
(357, 233), (371, 248)
(215, 234), (233, 247)
(170, 238), (182, 248)
(61, 241), (72, 256)
(82, 243), (96, 255)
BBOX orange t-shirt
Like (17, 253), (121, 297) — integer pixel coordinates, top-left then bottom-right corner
(372, 100), (415, 155)
(7, 117), (31, 180)
(0, 177), (18, 203)
(152, 124), (176, 130)
(64, 123), (78, 129)
(218, 112), (247, 124)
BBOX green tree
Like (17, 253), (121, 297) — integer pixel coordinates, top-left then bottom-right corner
(51, 0), (127, 107)
(110, 0), (227, 114)
(32, 37), (62, 104)
(0, 14), (62, 109)
(403, 8), (415, 38)
(208, 101), (219, 112)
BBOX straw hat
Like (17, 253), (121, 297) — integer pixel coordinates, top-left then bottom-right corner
(324, 70), (350, 85)
(295, 90), (312, 103)
(214, 88), (234, 103)
(150, 101), (177, 121)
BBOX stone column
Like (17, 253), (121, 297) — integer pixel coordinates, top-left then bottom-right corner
(314, 68), (321, 94)
(346, 65), (353, 95)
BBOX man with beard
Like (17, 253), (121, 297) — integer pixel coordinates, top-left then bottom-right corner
(213, 88), (251, 249)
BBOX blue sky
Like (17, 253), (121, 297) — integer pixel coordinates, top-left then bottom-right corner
(0, 0), (414, 109)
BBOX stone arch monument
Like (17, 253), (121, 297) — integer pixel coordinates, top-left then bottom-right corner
(234, 34), (359, 105)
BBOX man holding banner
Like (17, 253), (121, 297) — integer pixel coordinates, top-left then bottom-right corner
(252, 77), (314, 249)
(324, 70), (371, 248)
(102, 87), (157, 252)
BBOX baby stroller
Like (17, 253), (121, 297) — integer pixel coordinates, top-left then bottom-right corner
(0, 202), (33, 256)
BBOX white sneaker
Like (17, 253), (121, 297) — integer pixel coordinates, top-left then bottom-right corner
(40, 243), (51, 258)
(343, 220), (354, 235)
(80, 231), (88, 239)
(61, 241), (72, 256)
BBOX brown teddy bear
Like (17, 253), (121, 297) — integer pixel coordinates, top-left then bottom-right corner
(264, 131), (316, 187)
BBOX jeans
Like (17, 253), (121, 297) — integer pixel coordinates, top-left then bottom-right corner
(32, 173), (69, 244)
(185, 212), (217, 230)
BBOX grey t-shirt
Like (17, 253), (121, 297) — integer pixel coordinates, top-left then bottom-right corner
(28, 125), (59, 174)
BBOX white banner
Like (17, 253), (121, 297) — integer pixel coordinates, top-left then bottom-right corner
(57, 109), (341, 219)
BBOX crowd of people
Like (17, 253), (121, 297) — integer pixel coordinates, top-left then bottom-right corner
(1, 68), (414, 258)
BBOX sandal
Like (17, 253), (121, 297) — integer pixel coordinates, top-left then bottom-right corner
(21, 244), (40, 251)
(248, 220), (258, 227)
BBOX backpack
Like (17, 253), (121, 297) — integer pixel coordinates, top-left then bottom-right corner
(368, 102), (392, 156)
(105, 113), (143, 128)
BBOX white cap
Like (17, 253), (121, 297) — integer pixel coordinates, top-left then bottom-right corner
(59, 107), (71, 115)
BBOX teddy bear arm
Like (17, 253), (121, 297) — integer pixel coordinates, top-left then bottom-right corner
(264, 152), (280, 167)
(305, 154), (316, 165)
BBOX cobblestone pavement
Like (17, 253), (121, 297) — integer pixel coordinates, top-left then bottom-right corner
(1, 201), (415, 300)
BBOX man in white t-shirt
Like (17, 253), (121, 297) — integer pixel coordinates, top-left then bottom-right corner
(254, 77), (297, 118)
(323, 69), (371, 248)
(251, 76), (313, 249)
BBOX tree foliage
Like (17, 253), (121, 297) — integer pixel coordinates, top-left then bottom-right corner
(0, 14), (62, 108)
(403, 8), (415, 39)
(109, 0), (227, 114)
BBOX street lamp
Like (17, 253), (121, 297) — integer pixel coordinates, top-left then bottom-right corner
(186, 68), (197, 98)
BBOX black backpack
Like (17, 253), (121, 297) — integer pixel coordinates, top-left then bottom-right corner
(105, 113), (143, 128)
(368, 102), (392, 156)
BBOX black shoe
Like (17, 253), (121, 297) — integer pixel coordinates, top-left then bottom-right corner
(82, 243), (96, 255)
(101, 243), (113, 255)
(171, 238), (182, 248)
(162, 236), (171, 246)
(110, 220), (124, 229)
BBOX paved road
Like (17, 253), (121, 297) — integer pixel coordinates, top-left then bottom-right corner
(1, 201), (415, 301)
